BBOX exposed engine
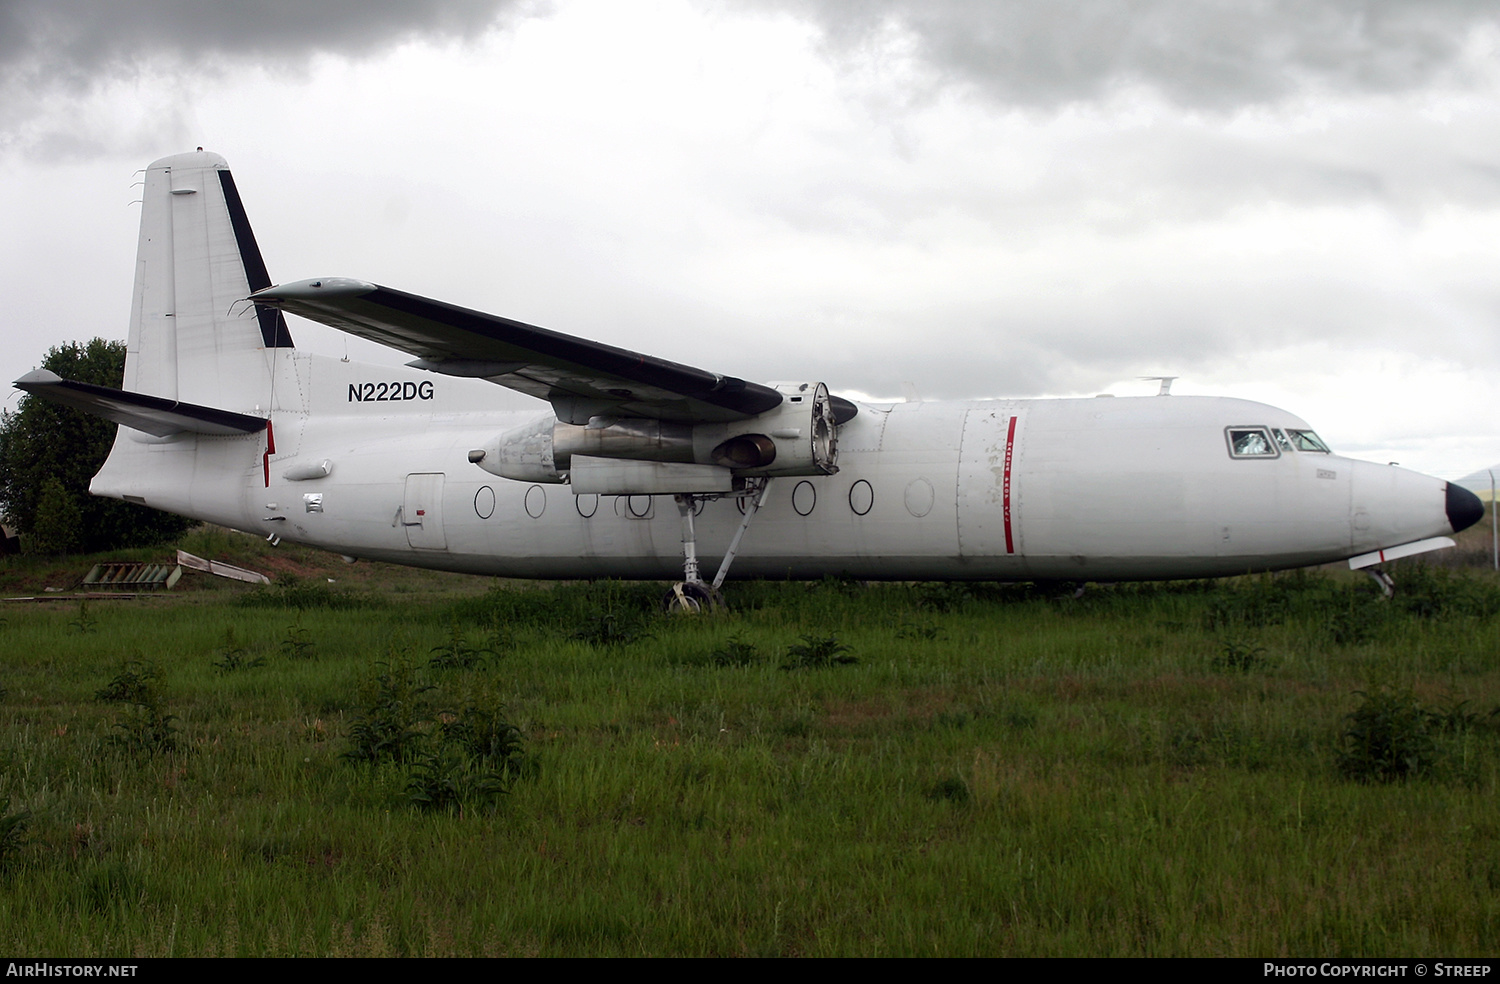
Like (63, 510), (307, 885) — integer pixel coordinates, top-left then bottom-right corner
(468, 382), (843, 493)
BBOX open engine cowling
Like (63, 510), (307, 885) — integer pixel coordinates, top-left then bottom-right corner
(469, 382), (844, 493)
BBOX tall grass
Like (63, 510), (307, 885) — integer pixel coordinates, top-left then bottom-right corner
(1, 552), (1499, 955)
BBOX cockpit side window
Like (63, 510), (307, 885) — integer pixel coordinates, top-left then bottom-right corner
(1226, 426), (1280, 458)
(1286, 429), (1331, 453)
(1272, 428), (1293, 453)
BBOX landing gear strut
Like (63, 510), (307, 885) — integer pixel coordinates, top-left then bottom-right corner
(663, 478), (772, 613)
(1366, 567), (1395, 598)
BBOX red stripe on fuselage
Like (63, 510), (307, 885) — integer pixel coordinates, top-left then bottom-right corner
(1003, 415), (1017, 554)
(263, 420), (276, 487)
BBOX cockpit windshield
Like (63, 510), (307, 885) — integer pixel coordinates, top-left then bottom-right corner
(1226, 427), (1278, 458)
(1285, 429), (1331, 453)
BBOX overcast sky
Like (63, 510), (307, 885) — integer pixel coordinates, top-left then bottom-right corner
(3, 0), (1498, 479)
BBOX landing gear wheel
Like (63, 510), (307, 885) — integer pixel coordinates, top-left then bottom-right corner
(663, 581), (723, 614)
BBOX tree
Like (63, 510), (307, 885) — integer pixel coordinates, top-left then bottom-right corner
(0, 339), (193, 554)
(31, 477), (83, 555)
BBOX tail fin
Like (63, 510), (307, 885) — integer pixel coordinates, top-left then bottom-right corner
(125, 150), (294, 410)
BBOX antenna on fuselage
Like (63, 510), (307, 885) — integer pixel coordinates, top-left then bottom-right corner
(1141, 376), (1177, 396)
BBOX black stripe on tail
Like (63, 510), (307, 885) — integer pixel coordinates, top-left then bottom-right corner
(218, 170), (295, 349)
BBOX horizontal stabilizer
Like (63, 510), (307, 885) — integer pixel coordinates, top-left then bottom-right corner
(14, 370), (268, 438)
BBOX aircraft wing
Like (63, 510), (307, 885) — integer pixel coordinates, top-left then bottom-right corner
(249, 279), (787, 425)
(14, 370), (268, 438)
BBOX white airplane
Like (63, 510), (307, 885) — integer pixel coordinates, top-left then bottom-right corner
(15, 151), (1485, 608)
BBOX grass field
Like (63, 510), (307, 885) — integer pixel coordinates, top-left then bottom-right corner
(1, 519), (1499, 956)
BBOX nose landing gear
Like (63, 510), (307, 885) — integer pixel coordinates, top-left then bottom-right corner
(1366, 567), (1395, 598)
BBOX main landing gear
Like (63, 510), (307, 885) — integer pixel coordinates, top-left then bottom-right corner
(663, 478), (772, 614)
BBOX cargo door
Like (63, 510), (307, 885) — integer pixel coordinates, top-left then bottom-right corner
(403, 473), (447, 550)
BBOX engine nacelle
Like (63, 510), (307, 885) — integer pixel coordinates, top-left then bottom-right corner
(468, 381), (841, 488)
(693, 382), (839, 477)
(468, 413), (564, 483)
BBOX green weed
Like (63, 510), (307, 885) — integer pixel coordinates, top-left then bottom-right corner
(1337, 686), (1439, 782)
(895, 617), (943, 640)
(94, 661), (161, 705)
(924, 776), (971, 805)
(70, 600), (97, 634)
(93, 660), (161, 708)
(279, 620), (316, 661)
(914, 582), (971, 612)
(342, 657), (433, 765)
(435, 702), (526, 772)
(1215, 639), (1269, 672)
(780, 633), (858, 669)
(96, 659), (178, 756)
(427, 624), (502, 670)
(405, 749), (511, 812)
(571, 610), (652, 648)
(106, 703), (179, 757)
(211, 627), (265, 674)
(239, 575), (375, 610)
(704, 635), (764, 668)
(1326, 589), (1390, 645)
(0, 797), (30, 870)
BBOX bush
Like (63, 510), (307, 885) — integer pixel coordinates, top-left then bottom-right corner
(1337, 686), (1439, 782)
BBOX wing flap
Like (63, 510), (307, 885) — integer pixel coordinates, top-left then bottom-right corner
(250, 278), (784, 423)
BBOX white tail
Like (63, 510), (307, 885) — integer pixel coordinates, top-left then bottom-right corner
(125, 150), (294, 410)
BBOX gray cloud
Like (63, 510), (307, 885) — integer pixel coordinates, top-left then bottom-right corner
(753, 0), (1500, 109)
(0, 0), (536, 76)
(0, 0), (542, 160)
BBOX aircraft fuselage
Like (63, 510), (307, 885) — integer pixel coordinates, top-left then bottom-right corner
(91, 352), (1462, 582)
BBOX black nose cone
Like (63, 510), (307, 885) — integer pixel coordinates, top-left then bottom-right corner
(1446, 482), (1485, 533)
